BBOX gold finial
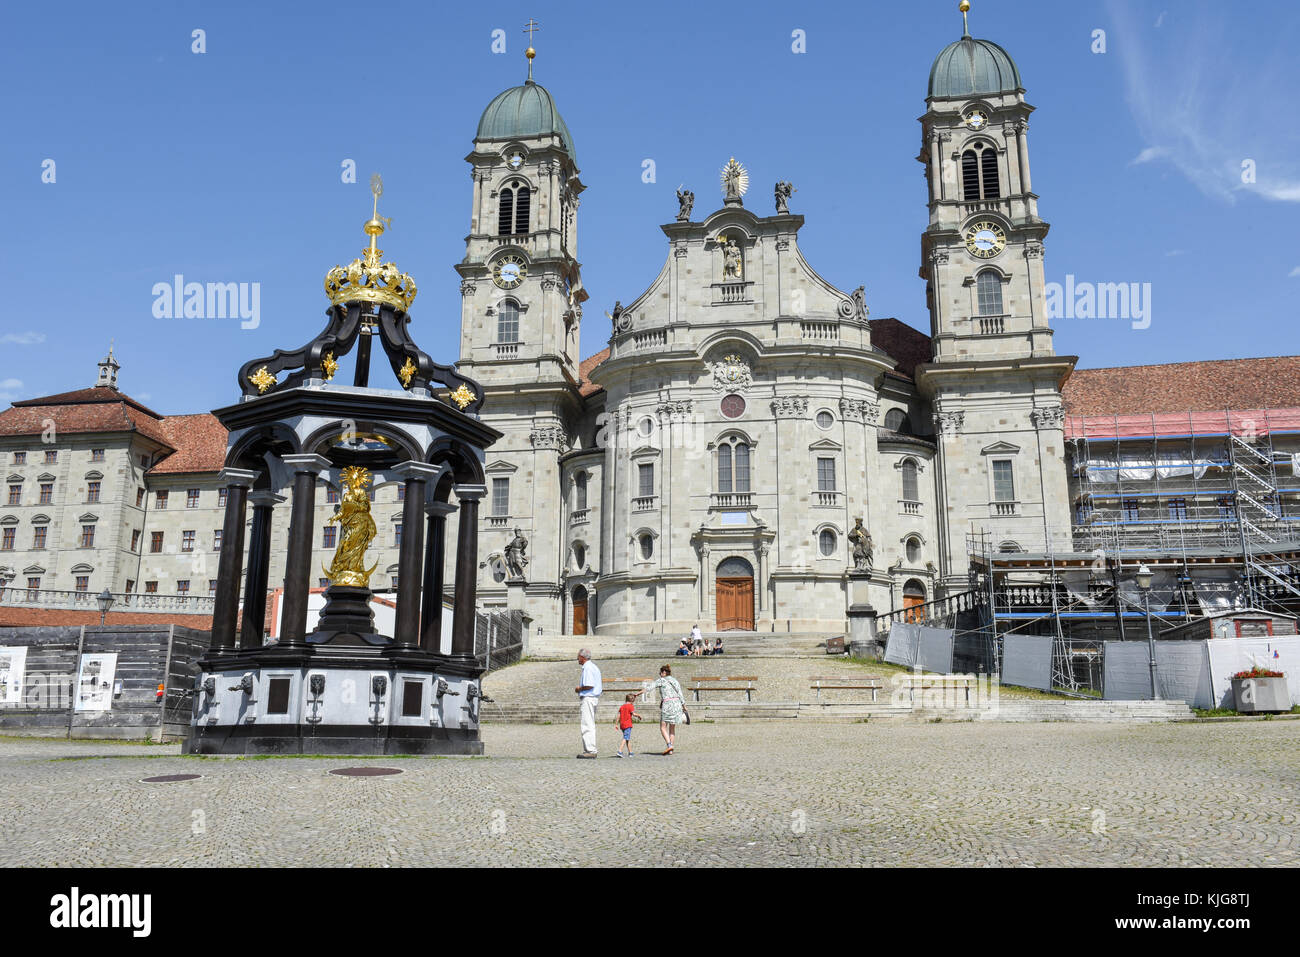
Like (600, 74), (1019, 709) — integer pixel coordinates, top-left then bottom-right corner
(960, 0), (971, 37)
(523, 18), (539, 81)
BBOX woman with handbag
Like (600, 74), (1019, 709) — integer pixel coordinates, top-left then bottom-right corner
(635, 664), (688, 755)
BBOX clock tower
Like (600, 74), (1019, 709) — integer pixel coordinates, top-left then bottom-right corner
(914, 1), (1076, 589)
(453, 39), (589, 633)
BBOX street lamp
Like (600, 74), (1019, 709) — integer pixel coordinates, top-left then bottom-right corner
(95, 588), (115, 626)
(1134, 564), (1160, 700)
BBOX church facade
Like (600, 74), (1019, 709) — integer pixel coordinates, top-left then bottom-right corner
(457, 24), (1076, 635)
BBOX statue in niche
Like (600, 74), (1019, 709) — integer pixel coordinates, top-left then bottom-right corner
(848, 517), (873, 574)
(722, 237), (743, 280)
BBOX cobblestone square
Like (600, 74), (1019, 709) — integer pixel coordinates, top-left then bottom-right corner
(2, 720), (1296, 867)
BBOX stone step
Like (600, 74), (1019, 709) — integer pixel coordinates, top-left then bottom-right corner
(528, 633), (843, 661)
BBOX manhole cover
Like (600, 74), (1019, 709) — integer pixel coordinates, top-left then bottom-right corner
(329, 767), (404, 777)
(141, 773), (202, 783)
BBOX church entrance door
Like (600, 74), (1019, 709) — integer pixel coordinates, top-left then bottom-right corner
(902, 580), (926, 623)
(572, 585), (588, 636)
(714, 557), (756, 631)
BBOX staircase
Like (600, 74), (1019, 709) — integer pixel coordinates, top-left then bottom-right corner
(525, 632), (841, 661)
(1228, 434), (1300, 611)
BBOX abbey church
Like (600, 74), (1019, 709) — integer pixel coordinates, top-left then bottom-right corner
(459, 21), (1074, 635)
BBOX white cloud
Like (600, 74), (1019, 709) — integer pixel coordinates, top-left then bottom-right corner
(1289, 266), (1300, 278)
(0, 332), (45, 346)
(1154, 11), (1166, 28)
(0, 378), (24, 403)
(1165, 249), (1186, 257)
(1109, 1), (1300, 204)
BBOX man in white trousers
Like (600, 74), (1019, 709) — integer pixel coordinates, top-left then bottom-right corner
(575, 648), (602, 758)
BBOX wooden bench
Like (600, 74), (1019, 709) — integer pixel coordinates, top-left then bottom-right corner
(687, 676), (758, 702)
(603, 677), (654, 696)
(809, 675), (883, 701)
(893, 674), (977, 704)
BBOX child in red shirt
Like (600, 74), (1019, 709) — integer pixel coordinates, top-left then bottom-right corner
(614, 693), (640, 757)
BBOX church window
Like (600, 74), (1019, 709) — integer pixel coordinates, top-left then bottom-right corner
(901, 459), (919, 502)
(980, 148), (1000, 198)
(718, 444), (731, 493)
(322, 526), (336, 549)
(976, 271), (1003, 315)
(906, 536), (922, 563)
(498, 188), (514, 235)
(638, 417), (655, 438)
(497, 300), (520, 343)
(818, 528), (837, 557)
(492, 478), (510, 517)
(884, 408), (909, 433)
(575, 472), (588, 511)
(513, 186), (530, 234)
(638, 464), (655, 499)
(962, 144), (1000, 200)
(720, 394), (746, 419)
(991, 460), (1015, 502)
(639, 534), (654, 560)
(150, 531), (163, 552)
(815, 410), (834, 430)
(573, 544), (586, 569)
(961, 151), (981, 200)
(817, 457), (837, 492)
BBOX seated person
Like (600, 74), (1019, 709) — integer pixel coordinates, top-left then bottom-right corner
(676, 639), (690, 656)
(713, 638), (724, 656)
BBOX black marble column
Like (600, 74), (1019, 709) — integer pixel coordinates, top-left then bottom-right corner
(393, 462), (441, 649)
(239, 490), (284, 649)
(280, 454), (331, 648)
(210, 469), (258, 652)
(421, 501), (457, 653)
(449, 485), (486, 660)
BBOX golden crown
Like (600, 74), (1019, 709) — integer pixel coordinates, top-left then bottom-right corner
(324, 175), (418, 312)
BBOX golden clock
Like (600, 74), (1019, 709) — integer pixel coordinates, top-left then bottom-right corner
(493, 254), (528, 289)
(965, 221), (1006, 259)
(964, 110), (988, 131)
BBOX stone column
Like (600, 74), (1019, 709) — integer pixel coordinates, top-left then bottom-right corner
(239, 490), (284, 649)
(449, 484), (486, 660)
(280, 454), (331, 647)
(210, 468), (258, 652)
(757, 542), (770, 615)
(1016, 122), (1032, 194)
(421, 501), (457, 653)
(393, 462), (441, 649)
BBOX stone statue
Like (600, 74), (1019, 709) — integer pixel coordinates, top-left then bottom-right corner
(676, 186), (694, 222)
(605, 300), (625, 331)
(504, 527), (529, 580)
(323, 466), (378, 587)
(722, 238), (743, 280)
(774, 180), (796, 213)
(847, 517), (873, 573)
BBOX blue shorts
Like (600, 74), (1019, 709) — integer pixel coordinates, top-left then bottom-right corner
(621, 727), (632, 741)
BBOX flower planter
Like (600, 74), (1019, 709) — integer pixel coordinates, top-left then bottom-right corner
(1231, 676), (1291, 713)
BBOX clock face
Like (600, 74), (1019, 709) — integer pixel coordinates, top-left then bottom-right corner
(965, 221), (1007, 259)
(965, 110), (988, 131)
(507, 152), (524, 170)
(493, 255), (528, 289)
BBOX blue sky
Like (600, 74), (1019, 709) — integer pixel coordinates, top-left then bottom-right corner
(3, 0), (1299, 412)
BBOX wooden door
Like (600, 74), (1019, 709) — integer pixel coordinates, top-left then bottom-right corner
(573, 592), (588, 636)
(716, 577), (754, 631)
(903, 592), (925, 623)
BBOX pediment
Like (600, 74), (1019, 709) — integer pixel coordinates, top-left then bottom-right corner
(6, 474), (22, 483)
(78, 512), (100, 523)
(23, 564), (46, 575)
(808, 438), (842, 452)
(484, 460), (519, 474)
(981, 441), (1020, 455)
(37, 472), (56, 482)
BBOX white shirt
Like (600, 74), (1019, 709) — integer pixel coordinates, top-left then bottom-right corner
(580, 660), (602, 697)
(690, 626), (702, 641)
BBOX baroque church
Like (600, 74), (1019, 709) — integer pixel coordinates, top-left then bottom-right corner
(457, 15), (1075, 636)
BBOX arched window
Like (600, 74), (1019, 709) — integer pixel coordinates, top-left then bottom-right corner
(639, 534), (654, 560)
(962, 143), (1000, 200)
(901, 459), (919, 502)
(497, 188), (514, 236)
(818, 528), (837, 557)
(513, 186), (530, 234)
(496, 300), (519, 343)
(716, 435), (751, 494)
(980, 148), (1000, 198)
(884, 408), (909, 433)
(574, 472), (588, 511)
(976, 271), (1003, 316)
(573, 544), (586, 569)
(906, 536), (922, 563)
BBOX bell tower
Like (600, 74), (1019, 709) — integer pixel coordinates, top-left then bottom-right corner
(914, 1), (1076, 588)
(457, 35), (586, 388)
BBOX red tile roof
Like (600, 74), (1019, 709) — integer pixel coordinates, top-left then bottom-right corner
(0, 388), (175, 448)
(150, 413), (228, 475)
(869, 318), (931, 378)
(1062, 356), (1300, 416)
(578, 347), (609, 398)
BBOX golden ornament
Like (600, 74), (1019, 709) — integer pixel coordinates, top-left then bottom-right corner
(322, 466), (378, 588)
(397, 357), (417, 387)
(321, 351), (338, 381)
(248, 366), (276, 394)
(450, 383), (476, 409)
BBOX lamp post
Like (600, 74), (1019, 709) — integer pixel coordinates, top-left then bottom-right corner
(1135, 564), (1159, 700)
(95, 588), (115, 626)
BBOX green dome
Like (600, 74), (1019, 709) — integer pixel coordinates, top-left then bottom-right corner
(928, 36), (1022, 99)
(476, 80), (577, 162)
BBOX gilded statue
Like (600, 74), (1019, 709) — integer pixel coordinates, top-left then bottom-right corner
(323, 466), (378, 587)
